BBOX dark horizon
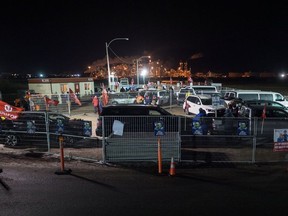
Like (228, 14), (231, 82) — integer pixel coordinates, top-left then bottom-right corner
(1, 1), (288, 75)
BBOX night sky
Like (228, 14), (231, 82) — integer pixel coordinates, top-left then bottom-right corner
(1, 1), (288, 75)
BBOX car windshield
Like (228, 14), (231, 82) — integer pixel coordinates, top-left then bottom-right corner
(201, 98), (212, 105)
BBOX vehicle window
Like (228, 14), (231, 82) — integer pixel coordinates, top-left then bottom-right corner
(275, 93), (284, 101)
(104, 109), (121, 115)
(238, 93), (258, 101)
(149, 110), (162, 115)
(201, 98), (212, 105)
(130, 109), (148, 115)
(109, 93), (119, 99)
(129, 92), (137, 98)
(271, 110), (288, 117)
(187, 96), (194, 103)
(192, 87), (217, 93)
(259, 94), (273, 100)
(270, 103), (283, 108)
(180, 89), (194, 94)
(226, 92), (236, 98)
(49, 114), (67, 121)
(194, 98), (201, 105)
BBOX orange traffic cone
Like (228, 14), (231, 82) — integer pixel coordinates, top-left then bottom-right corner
(169, 157), (176, 176)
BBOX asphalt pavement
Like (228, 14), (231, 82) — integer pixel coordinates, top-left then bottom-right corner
(1, 154), (288, 216)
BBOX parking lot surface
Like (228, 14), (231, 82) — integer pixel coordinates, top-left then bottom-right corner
(1, 151), (288, 216)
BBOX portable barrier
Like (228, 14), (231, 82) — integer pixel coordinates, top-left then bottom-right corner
(1, 113), (288, 165)
(101, 116), (181, 162)
(0, 111), (102, 162)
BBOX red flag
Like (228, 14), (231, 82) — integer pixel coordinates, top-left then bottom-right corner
(44, 96), (59, 106)
(0, 100), (24, 120)
(69, 88), (82, 106)
(261, 104), (267, 119)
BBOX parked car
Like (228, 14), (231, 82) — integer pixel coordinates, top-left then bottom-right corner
(0, 112), (92, 146)
(183, 94), (226, 116)
(176, 88), (195, 105)
(241, 100), (288, 111)
(95, 104), (179, 137)
(211, 105), (288, 136)
(108, 92), (137, 104)
(143, 90), (171, 105)
(177, 85), (219, 105)
(223, 90), (288, 107)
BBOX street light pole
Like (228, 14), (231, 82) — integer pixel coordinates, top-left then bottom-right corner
(106, 38), (129, 90)
(136, 56), (150, 87)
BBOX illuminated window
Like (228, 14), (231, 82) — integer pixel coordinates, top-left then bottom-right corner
(60, 84), (68, 93)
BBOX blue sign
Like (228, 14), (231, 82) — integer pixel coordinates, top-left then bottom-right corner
(154, 121), (165, 136)
(237, 121), (249, 136)
(27, 120), (36, 134)
(192, 121), (203, 135)
(83, 121), (92, 137)
(56, 119), (64, 134)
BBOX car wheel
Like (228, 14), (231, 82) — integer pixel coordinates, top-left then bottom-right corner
(5, 134), (19, 146)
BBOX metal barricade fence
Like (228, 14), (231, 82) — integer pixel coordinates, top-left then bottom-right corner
(1, 111), (288, 165)
(180, 116), (288, 164)
(0, 111), (102, 162)
(100, 115), (288, 164)
(101, 116), (181, 163)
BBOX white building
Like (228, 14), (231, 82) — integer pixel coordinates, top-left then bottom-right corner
(28, 77), (95, 96)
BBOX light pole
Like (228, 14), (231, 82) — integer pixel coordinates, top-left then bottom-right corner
(136, 56), (150, 87)
(106, 38), (129, 90)
(141, 68), (148, 85)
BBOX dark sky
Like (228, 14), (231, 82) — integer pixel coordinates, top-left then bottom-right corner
(1, 1), (288, 75)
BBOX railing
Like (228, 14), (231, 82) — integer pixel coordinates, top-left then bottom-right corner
(1, 112), (288, 165)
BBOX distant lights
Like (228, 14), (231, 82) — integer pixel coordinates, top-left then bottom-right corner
(279, 72), (287, 78)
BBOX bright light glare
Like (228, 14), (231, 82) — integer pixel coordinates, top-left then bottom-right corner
(141, 69), (147, 76)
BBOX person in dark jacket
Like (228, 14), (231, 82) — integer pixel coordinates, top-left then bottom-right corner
(192, 108), (208, 135)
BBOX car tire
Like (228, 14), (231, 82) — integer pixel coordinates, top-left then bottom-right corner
(5, 134), (19, 146)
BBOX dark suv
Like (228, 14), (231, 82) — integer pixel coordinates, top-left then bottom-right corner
(95, 104), (178, 137)
(0, 112), (92, 146)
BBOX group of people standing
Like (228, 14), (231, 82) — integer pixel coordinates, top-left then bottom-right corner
(91, 88), (109, 114)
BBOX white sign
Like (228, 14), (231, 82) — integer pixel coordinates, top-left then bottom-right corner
(112, 120), (124, 136)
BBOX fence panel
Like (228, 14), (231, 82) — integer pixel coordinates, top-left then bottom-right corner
(102, 116), (180, 163)
(1, 111), (288, 165)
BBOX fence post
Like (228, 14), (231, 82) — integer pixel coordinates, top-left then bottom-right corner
(158, 137), (162, 174)
(55, 134), (71, 175)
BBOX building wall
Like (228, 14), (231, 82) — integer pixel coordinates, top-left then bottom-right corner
(28, 78), (94, 96)
(29, 83), (51, 94)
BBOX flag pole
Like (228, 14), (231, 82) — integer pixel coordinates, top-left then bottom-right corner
(261, 104), (267, 134)
(261, 118), (265, 134)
